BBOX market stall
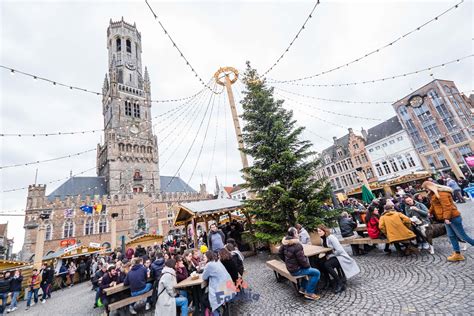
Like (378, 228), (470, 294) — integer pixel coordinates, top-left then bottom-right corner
(174, 198), (244, 247)
(0, 259), (33, 299)
(126, 234), (164, 250)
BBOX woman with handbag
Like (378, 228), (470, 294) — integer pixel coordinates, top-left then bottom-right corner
(422, 181), (474, 261)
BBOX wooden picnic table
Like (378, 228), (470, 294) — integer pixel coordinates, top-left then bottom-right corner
(275, 244), (331, 257)
(175, 274), (207, 316)
(103, 283), (128, 296)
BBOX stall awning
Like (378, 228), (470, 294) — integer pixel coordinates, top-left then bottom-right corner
(0, 259), (32, 272)
(174, 199), (243, 226)
(126, 234), (164, 249)
(43, 244), (105, 261)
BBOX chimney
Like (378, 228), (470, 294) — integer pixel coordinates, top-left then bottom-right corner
(361, 127), (368, 140)
(348, 127), (353, 134)
(332, 136), (337, 143)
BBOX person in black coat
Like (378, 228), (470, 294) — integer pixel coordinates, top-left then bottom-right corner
(218, 248), (239, 283)
(0, 271), (11, 314)
(78, 260), (87, 283)
(8, 270), (23, 312)
(40, 264), (54, 302)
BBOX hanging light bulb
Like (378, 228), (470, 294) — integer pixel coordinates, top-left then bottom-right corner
(10, 69), (15, 75)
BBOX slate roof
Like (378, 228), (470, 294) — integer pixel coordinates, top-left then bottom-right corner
(47, 177), (107, 201)
(160, 176), (196, 193)
(320, 134), (350, 164)
(366, 116), (403, 145)
(47, 175), (196, 201)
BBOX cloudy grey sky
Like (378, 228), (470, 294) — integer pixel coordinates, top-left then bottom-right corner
(1, 0), (472, 252)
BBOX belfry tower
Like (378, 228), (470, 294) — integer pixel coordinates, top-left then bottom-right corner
(97, 18), (159, 194)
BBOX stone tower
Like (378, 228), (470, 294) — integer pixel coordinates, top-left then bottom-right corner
(97, 18), (160, 194)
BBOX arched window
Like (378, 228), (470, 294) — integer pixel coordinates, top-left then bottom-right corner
(134, 145), (139, 152)
(119, 143), (125, 151)
(126, 39), (131, 53)
(140, 145), (145, 153)
(45, 222), (52, 241)
(84, 216), (94, 235)
(126, 144), (132, 152)
(116, 38), (121, 52)
(125, 101), (132, 116)
(63, 219), (74, 238)
(98, 216), (108, 234)
(133, 103), (140, 118)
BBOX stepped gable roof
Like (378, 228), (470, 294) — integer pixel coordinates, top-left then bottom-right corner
(366, 116), (402, 145)
(321, 134), (350, 161)
(160, 176), (196, 193)
(47, 177), (107, 202)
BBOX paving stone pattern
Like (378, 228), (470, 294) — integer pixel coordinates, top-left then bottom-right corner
(13, 202), (474, 315)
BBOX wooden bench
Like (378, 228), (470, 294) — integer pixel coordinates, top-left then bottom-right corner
(108, 290), (152, 312)
(339, 237), (386, 245)
(266, 259), (308, 294)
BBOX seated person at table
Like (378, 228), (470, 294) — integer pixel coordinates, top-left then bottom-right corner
(175, 255), (189, 283)
(403, 195), (431, 250)
(218, 248), (239, 283)
(366, 206), (392, 254)
(296, 223), (312, 245)
(317, 225), (360, 294)
(202, 251), (237, 315)
(339, 212), (367, 256)
(124, 257), (152, 314)
(225, 243), (244, 276)
(226, 238), (244, 263)
(379, 204), (418, 257)
(98, 266), (119, 310)
(155, 259), (188, 316)
(151, 252), (165, 281)
(278, 227), (320, 301)
(183, 250), (198, 273)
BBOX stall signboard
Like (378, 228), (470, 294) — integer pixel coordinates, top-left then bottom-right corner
(60, 239), (76, 247)
(464, 155), (474, 168)
(89, 242), (101, 248)
(63, 244), (78, 254)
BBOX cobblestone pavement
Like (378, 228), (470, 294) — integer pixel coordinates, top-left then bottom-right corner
(11, 202), (474, 316)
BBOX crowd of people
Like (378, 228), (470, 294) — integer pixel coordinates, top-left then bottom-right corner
(341, 177), (473, 261)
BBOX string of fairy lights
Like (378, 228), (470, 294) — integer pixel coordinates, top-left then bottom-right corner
(261, 0), (321, 77)
(270, 0), (464, 83)
(269, 54), (473, 87)
(145, 0), (220, 93)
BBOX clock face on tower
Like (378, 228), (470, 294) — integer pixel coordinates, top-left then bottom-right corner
(125, 62), (136, 71)
(408, 95), (424, 108)
(130, 124), (139, 135)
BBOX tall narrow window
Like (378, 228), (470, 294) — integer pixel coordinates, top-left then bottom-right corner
(135, 43), (138, 58)
(125, 101), (132, 116)
(84, 217), (94, 235)
(45, 222), (52, 241)
(118, 70), (123, 84)
(382, 161), (391, 174)
(63, 219), (74, 238)
(397, 157), (407, 170)
(116, 38), (121, 52)
(389, 159), (399, 172)
(98, 216), (107, 234)
(405, 153), (416, 168)
(133, 103), (140, 118)
(126, 39), (131, 53)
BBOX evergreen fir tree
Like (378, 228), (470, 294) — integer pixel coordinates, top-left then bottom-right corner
(240, 62), (333, 244)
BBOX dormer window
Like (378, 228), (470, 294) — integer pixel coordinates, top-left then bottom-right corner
(337, 150), (343, 157)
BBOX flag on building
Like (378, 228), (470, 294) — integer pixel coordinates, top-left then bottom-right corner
(94, 204), (102, 214)
(80, 205), (93, 214)
(64, 209), (73, 218)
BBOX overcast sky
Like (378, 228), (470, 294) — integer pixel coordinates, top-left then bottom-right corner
(1, 0), (472, 252)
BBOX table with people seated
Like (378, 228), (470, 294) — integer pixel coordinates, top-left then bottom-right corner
(175, 274), (207, 316)
(103, 282), (153, 314)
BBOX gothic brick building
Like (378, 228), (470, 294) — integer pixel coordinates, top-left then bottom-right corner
(20, 19), (208, 261)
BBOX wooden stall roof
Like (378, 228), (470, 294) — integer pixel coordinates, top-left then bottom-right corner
(383, 171), (431, 186)
(42, 244), (104, 261)
(126, 234), (164, 249)
(174, 198), (243, 226)
(0, 259), (32, 272)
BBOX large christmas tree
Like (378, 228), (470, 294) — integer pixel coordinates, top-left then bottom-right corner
(240, 62), (333, 244)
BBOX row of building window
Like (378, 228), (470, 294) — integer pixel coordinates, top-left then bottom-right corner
(369, 136), (404, 152)
(44, 217), (108, 240)
(118, 143), (153, 153)
(374, 154), (416, 177)
(125, 101), (140, 118)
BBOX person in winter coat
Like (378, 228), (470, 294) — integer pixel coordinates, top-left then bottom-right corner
(124, 257), (152, 314)
(68, 261), (76, 287)
(404, 195), (431, 251)
(202, 251), (237, 313)
(174, 255), (188, 284)
(126, 248), (135, 260)
(225, 243), (244, 276)
(150, 253), (165, 281)
(379, 204), (418, 256)
(296, 224), (312, 245)
(58, 264), (68, 289)
(446, 177), (465, 203)
(0, 271), (11, 315)
(207, 224), (226, 253)
(155, 259), (188, 316)
(25, 269), (42, 311)
(366, 206), (392, 254)
(339, 212), (366, 256)
(183, 250), (198, 274)
(135, 245), (146, 258)
(317, 225), (360, 294)
(99, 266), (119, 311)
(278, 227), (320, 301)
(78, 260), (87, 283)
(92, 265), (107, 308)
(40, 263), (54, 302)
(422, 181), (474, 261)
(7, 270), (22, 313)
(218, 248), (239, 283)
